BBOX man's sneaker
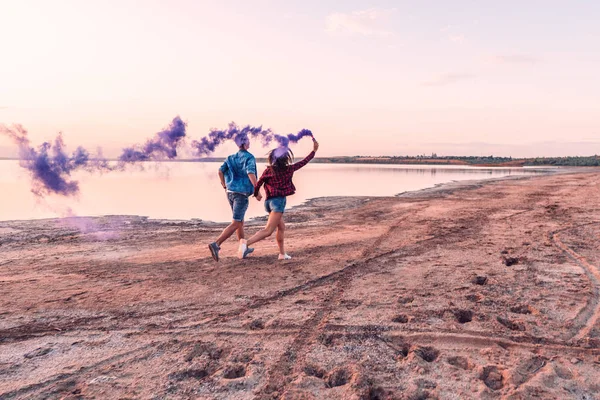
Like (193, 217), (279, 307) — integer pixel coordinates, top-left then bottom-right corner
(278, 254), (292, 260)
(208, 242), (220, 262)
(238, 239), (248, 259)
(242, 247), (254, 259)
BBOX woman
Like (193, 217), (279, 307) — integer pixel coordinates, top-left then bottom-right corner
(238, 139), (319, 259)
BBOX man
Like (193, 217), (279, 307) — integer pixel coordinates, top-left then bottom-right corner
(208, 135), (262, 261)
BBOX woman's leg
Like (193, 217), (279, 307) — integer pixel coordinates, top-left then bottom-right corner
(276, 217), (285, 255)
(246, 212), (283, 246)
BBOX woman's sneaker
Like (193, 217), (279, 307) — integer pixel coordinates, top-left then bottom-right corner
(242, 247), (254, 259)
(278, 254), (292, 260)
(238, 239), (248, 259)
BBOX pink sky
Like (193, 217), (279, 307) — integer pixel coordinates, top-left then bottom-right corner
(1, 0), (599, 157)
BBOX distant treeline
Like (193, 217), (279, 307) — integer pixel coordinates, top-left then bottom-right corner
(523, 156), (600, 166)
(308, 155), (600, 167)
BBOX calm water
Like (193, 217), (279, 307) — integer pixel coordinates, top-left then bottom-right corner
(0, 160), (548, 222)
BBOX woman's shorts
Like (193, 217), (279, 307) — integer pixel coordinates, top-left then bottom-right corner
(265, 196), (286, 213)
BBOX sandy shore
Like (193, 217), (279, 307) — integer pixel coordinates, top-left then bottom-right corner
(1, 170), (600, 399)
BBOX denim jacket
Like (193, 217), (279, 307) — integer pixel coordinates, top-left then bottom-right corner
(219, 150), (257, 195)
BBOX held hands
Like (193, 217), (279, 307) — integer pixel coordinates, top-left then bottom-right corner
(255, 192), (263, 201)
(313, 139), (319, 152)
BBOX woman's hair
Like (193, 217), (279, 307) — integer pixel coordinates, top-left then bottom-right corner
(268, 148), (294, 171)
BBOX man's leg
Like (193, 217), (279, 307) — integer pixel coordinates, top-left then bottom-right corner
(209, 220), (242, 262)
(236, 223), (245, 241)
(209, 192), (247, 262)
(216, 221), (243, 246)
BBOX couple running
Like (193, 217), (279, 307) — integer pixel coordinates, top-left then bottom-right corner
(208, 135), (319, 261)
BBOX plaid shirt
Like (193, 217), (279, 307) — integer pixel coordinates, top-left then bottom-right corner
(254, 151), (315, 199)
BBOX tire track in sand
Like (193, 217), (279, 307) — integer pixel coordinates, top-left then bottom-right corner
(551, 222), (600, 344)
(255, 209), (490, 398)
(0, 342), (159, 399)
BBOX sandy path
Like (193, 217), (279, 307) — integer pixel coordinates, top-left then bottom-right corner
(1, 170), (600, 399)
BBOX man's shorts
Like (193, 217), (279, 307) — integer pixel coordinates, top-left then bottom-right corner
(265, 196), (286, 214)
(228, 192), (250, 221)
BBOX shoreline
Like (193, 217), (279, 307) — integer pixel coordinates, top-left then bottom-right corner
(0, 165), (577, 226)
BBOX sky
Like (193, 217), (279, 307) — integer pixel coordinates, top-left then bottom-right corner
(1, 0), (599, 157)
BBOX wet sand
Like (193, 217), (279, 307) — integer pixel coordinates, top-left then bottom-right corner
(1, 170), (600, 399)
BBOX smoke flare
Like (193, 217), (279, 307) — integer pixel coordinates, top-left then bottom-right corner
(2, 117), (313, 198)
(191, 123), (313, 158)
(0, 124), (91, 197)
(119, 116), (187, 162)
(1, 116), (187, 197)
(190, 123), (273, 156)
(272, 129), (314, 159)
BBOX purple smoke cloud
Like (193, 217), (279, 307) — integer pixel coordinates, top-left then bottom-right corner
(273, 129), (314, 148)
(0, 124), (91, 197)
(191, 123), (273, 156)
(272, 129), (314, 159)
(2, 117), (313, 198)
(1, 116), (187, 198)
(119, 116), (187, 162)
(191, 123), (313, 158)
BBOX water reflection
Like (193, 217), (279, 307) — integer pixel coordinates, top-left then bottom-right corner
(309, 165), (547, 176)
(0, 160), (550, 222)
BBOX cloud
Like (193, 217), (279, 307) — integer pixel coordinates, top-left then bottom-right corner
(326, 8), (396, 38)
(0, 106), (8, 109)
(486, 54), (540, 64)
(421, 73), (475, 87)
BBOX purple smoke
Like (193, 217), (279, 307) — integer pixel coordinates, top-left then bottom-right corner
(1, 116), (187, 198)
(272, 129), (314, 159)
(191, 123), (313, 157)
(119, 116), (187, 162)
(0, 124), (91, 197)
(2, 117), (312, 198)
(273, 129), (314, 148)
(191, 123), (273, 156)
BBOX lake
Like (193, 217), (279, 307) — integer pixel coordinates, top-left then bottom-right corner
(0, 160), (549, 222)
